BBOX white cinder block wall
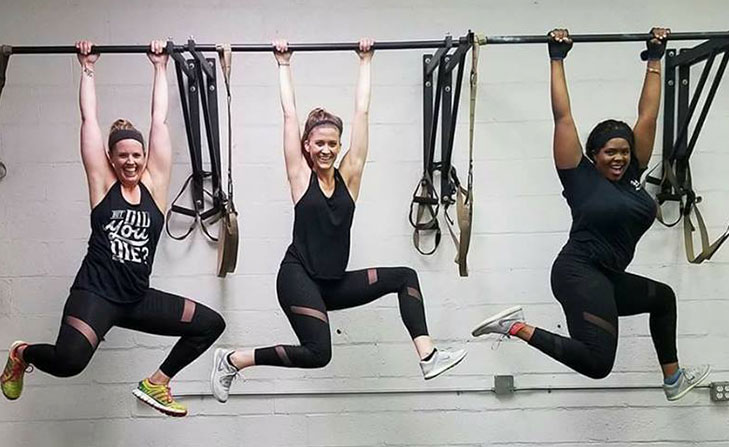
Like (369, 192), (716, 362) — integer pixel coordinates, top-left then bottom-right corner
(1, 1), (729, 445)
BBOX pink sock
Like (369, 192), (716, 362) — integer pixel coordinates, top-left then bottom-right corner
(509, 322), (526, 336)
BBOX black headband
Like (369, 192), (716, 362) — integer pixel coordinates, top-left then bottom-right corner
(304, 120), (343, 139)
(589, 126), (634, 156)
(108, 128), (145, 151)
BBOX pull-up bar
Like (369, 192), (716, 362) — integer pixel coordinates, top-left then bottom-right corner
(5, 30), (729, 55)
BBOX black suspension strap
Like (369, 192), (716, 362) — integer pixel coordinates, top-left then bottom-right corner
(409, 33), (476, 276)
(0, 45), (10, 103)
(0, 46), (9, 183)
(645, 38), (729, 263)
(165, 39), (226, 242)
(409, 37), (452, 256)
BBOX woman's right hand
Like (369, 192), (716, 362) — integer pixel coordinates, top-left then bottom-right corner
(548, 29), (573, 61)
(272, 39), (292, 66)
(76, 40), (99, 67)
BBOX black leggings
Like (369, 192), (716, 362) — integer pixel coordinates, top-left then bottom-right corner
(23, 288), (225, 378)
(528, 254), (677, 379)
(255, 263), (429, 368)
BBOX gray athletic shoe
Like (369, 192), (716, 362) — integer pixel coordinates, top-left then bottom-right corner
(663, 364), (711, 401)
(471, 306), (525, 337)
(420, 348), (467, 380)
(210, 348), (239, 403)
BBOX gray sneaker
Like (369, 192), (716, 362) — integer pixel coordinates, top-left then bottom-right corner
(471, 306), (524, 337)
(420, 348), (467, 380)
(663, 364), (711, 401)
(210, 348), (239, 403)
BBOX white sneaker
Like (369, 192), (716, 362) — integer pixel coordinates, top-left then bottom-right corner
(471, 306), (524, 337)
(210, 348), (239, 403)
(663, 364), (711, 401)
(420, 348), (467, 380)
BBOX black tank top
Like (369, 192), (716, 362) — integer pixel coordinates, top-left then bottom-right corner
(283, 169), (355, 279)
(72, 181), (164, 303)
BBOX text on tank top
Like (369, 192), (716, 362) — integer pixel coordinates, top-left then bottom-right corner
(71, 181), (164, 303)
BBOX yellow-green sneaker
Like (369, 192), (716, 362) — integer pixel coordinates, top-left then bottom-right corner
(1, 341), (31, 401)
(132, 378), (187, 417)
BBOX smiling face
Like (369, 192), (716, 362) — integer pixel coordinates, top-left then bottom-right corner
(593, 137), (631, 182)
(303, 125), (341, 171)
(109, 139), (146, 186)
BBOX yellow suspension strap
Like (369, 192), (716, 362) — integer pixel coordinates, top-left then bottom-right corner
(444, 31), (482, 276)
(215, 43), (239, 277)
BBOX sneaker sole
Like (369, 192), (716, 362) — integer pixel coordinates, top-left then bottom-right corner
(210, 348), (229, 404)
(666, 366), (712, 402)
(132, 388), (187, 417)
(424, 350), (467, 380)
(471, 306), (523, 337)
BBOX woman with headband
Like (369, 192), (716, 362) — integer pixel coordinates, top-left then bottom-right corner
(210, 39), (466, 402)
(1, 40), (225, 416)
(472, 28), (710, 400)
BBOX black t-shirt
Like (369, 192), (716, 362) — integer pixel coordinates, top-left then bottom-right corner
(283, 169), (355, 279)
(72, 181), (164, 303)
(557, 155), (657, 271)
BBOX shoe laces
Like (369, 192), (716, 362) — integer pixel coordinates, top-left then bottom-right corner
(490, 334), (510, 351)
(219, 370), (239, 389)
(682, 368), (696, 382)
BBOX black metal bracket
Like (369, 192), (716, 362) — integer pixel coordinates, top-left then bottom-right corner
(655, 38), (729, 207)
(422, 35), (472, 206)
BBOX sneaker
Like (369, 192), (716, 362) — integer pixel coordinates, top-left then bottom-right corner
(663, 364), (711, 401)
(1, 341), (31, 401)
(210, 348), (239, 403)
(471, 306), (524, 337)
(132, 378), (187, 417)
(420, 348), (467, 380)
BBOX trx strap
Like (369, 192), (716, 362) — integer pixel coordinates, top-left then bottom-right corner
(645, 38), (729, 263)
(409, 33), (477, 276)
(166, 39), (226, 242)
(443, 32), (480, 276)
(215, 44), (239, 277)
(0, 45), (10, 103)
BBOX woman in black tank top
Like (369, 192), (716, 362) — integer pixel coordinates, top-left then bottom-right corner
(210, 39), (466, 402)
(1, 40), (225, 417)
(472, 28), (709, 401)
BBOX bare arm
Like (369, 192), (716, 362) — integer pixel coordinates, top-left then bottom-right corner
(77, 40), (115, 208)
(549, 30), (582, 170)
(339, 38), (373, 202)
(144, 40), (172, 209)
(273, 40), (309, 203)
(633, 28), (670, 168)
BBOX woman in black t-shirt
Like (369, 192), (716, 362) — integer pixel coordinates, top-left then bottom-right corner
(209, 39), (466, 403)
(0, 40), (225, 416)
(472, 28), (709, 401)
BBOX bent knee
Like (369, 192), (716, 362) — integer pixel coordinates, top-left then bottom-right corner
(584, 356), (615, 380)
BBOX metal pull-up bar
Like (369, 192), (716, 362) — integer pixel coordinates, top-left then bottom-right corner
(5, 30), (729, 55)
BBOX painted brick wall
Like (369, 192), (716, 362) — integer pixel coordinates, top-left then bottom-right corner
(1, 1), (728, 445)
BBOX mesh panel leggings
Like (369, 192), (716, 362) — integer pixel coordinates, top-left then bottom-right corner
(23, 288), (225, 378)
(255, 262), (429, 368)
(527, 255), (678, 379)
